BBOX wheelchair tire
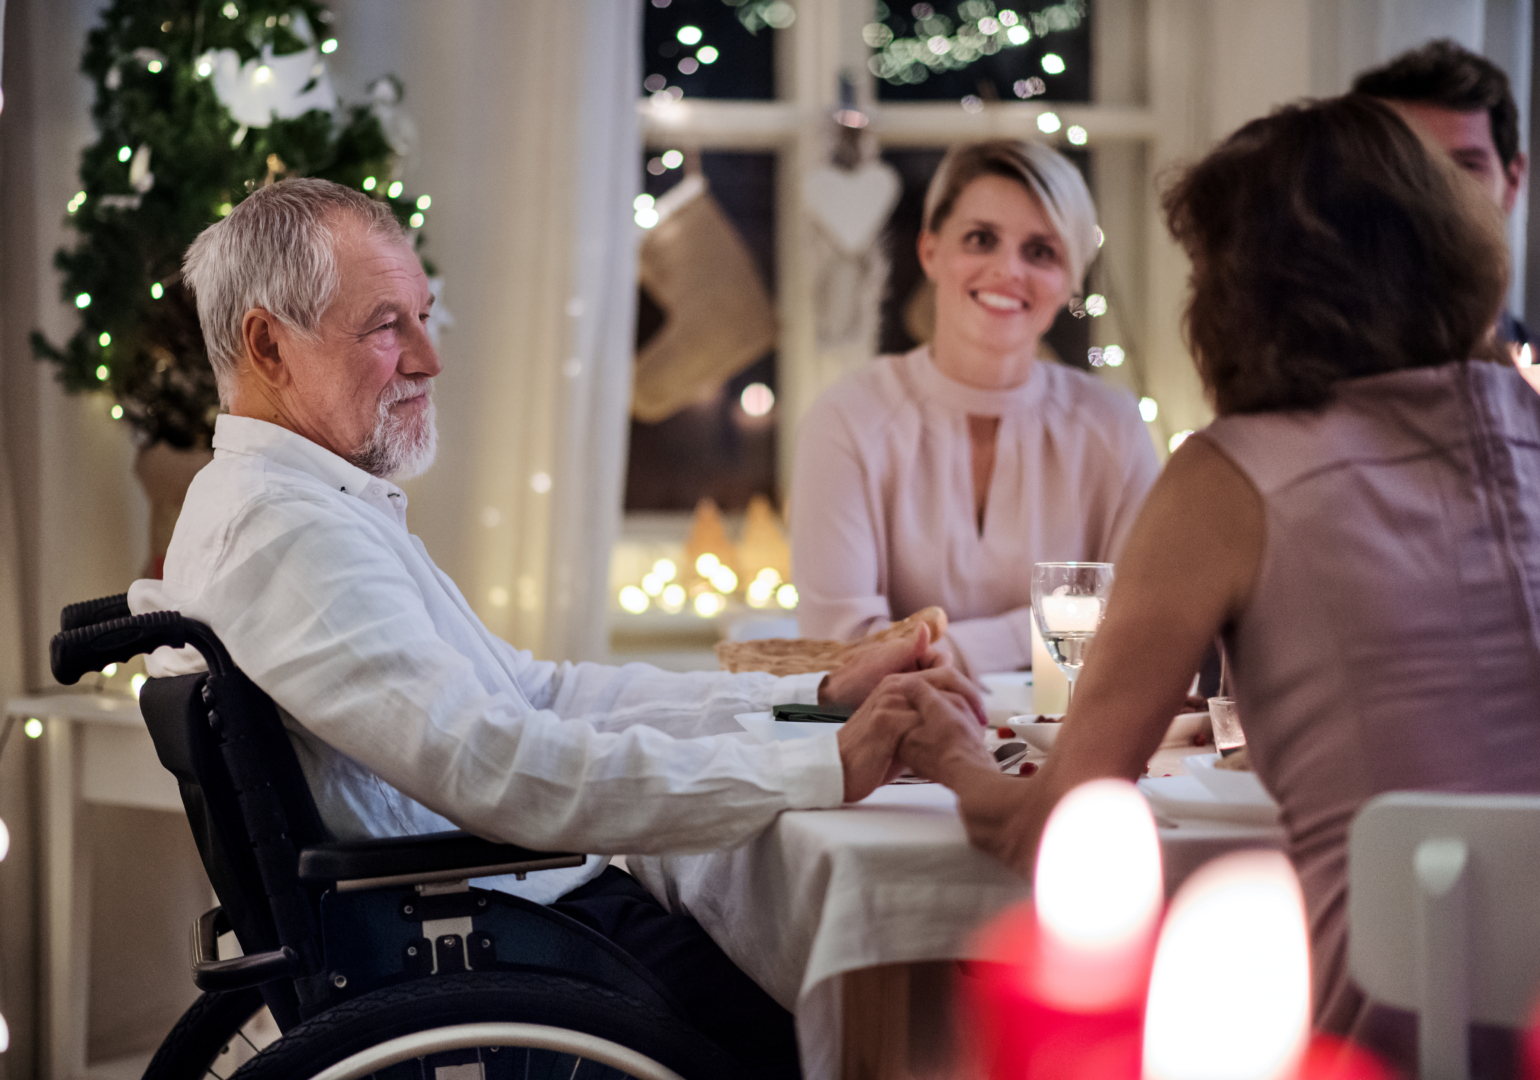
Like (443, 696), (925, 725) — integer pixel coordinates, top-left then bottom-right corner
(143, 986), (271, 1080)
(228, 970), (742, 1080)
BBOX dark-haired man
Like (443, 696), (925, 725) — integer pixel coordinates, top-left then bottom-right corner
(1354, 39), (1531, 354)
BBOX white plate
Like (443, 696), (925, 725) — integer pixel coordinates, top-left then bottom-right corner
(1182, 753), (1277, 807)
(735, 711), (839, 744)
(1139, 774), (1279, 826)
(1007, 711), (1213, 754)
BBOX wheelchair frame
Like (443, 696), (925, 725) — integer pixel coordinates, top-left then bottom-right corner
(51, 596), (737, 1080)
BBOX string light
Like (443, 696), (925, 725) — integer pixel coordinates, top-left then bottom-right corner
(1067, 125), (1088, 145)
(694, 592), (725, 617)
(98, 332), (111, 346)
(661, 583), (686, 612)
(619, 586), (649, 614)
(321, 38), (338, 54)
(1085, 294), (1107, 316)
(776, 583), (798, 609)
(1168, 430), (1194, 453)
(102, 664), (118, 677)
(75, 292), (92, 308)
(695, 553), (721, 577)
(1037, 112), (1061, 134)
(110, 405), (124, 419)
(676, 25), (703, 45)
(409, 213), (424, 228)
(218, 202), (232, 217)
(95, 365), (110, 381)
(1042, 53), (1066, 74)
(1006, 24), (1030, 44)
(530, 471), (552, 494)
(147, 59), (163, 73)
(1139, 397), (1159, 423)
(387, 181), (404, 199)
(1096, 226), (1105, 248)
(710, 566), (738, 593)
(131, 674), (147, 698)
(117, 145), (132, 163)
(416, 194), (432, 210)
(363, 176), (377, 191)
(150, 282), (164, 299)
(740, 383), (775, 417)
(641, 573), (665, 596)
(661, 149), (684, 169)
(652, 558), (677, 582)
(698, 46), (719, 64)
(22, 718), (42, 739)
(1103, 344), (1125, 367)
(197, 59), (213, 77)
(254, 65), (272, 84)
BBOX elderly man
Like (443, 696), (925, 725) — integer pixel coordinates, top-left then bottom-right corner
(129, 178), (983, 1077)
(1354, 39), (1530, 351)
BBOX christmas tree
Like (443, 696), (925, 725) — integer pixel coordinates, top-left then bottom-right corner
(32, 0), (428, 449)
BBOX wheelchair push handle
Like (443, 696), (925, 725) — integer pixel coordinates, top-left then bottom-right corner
(50, 610), (231, 685)
(59, 592), (131, 631)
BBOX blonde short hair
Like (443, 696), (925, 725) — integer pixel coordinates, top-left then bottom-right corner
(922, 140), (1099, 289)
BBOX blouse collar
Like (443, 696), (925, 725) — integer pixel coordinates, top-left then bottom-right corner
(905, 344), (1049, 414)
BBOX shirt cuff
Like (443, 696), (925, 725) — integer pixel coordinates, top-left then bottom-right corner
(768, 671), (825, 706)
(774, 731), (845, 808)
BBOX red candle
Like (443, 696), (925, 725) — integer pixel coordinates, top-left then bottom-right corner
(962, 779), (1164, 1080)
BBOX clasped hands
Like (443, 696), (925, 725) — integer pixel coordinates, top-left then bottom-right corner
(818, 624), (999, 802)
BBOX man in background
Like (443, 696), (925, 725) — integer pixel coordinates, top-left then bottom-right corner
(1354, 40), (1531, 358)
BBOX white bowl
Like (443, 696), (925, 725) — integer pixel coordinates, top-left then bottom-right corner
(1163, 711), (1212, 749)
(1007, 714), (1064, 751)
(1181, 753), (1276, 807)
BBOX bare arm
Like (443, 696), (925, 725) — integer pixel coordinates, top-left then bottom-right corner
(922, 436), (1266, 874)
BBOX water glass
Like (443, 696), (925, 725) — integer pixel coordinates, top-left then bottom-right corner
(1208, 696), (1245, 756)
(1031, 562), (1114, 704)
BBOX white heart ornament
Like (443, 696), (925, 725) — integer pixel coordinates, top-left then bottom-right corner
(802, 161), (902, 255)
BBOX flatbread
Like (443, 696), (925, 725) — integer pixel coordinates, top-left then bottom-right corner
(715, 606), (948, 675)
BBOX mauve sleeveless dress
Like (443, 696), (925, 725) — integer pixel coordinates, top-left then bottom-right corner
(1199, 360), (1540, 1039)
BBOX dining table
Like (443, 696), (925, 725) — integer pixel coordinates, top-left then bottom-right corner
(627, 691), (1285, 1080)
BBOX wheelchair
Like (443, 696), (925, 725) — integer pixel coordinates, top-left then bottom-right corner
(52, 596), (741, 1080)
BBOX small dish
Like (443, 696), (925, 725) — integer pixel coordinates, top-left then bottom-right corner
(1006, 714), (1064, 751)
(1163, 711), (1212, 749)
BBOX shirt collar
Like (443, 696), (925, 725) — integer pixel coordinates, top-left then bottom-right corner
(212, 414), (408, 518)
(907, 344), (1048, 414)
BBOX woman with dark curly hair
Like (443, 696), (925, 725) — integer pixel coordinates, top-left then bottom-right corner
(905, 95), (1540, 1069)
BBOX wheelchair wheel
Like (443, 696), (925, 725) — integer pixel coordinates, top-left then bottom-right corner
(143, 987), (280, 1079)
(228, 970), (741, 1080)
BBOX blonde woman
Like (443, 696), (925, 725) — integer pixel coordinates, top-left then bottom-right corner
(790, 141), (1158, 674)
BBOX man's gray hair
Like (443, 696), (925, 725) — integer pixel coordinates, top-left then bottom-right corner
(182, 178), (406, 404)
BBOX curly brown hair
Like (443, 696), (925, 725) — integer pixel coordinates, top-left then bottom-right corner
(1162, 95), (1509, 415)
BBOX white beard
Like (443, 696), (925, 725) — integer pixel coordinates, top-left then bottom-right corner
(350, 381), (438, 480)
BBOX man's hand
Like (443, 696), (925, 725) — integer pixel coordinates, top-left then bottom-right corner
(836, 667), (987, 803)
(895, 678), (996, 786)
(819, 624), (961, 709)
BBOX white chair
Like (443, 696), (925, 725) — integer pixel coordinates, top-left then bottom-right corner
(1349, 791), (1540, 1080)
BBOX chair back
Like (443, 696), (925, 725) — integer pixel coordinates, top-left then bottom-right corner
(1348, 791), (1540, 1079)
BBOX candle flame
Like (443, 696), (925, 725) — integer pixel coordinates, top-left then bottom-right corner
(1033, 779), (1164, 1009)
(1143, 850), (1311, 1080)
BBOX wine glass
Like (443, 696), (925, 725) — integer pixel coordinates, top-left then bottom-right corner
(1031, 562), (1114, 705)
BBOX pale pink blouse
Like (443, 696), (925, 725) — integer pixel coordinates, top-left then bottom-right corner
(789, 346), (1159, 674)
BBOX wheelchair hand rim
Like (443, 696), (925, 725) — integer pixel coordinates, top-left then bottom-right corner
(301, 1020), (688, 1080)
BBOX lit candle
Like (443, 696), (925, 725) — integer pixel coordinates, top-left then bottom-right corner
(1142, 851), (1310, 1080)
(1039, 594), (1103, 631)
(964, 779), (1163, 1080)
(1031, 620), (1069, 713)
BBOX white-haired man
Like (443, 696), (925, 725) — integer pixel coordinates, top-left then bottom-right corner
(128, 178), (988, 1076)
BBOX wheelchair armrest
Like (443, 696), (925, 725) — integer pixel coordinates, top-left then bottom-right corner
(192, 906), (299, 991)
(297, 830), (586, 891)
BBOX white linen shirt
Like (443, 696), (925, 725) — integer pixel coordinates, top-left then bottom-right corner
(129, 415), (842, 903)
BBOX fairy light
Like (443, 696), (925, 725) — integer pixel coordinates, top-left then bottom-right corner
(254, 65), (272, 84)
(197, 59), (213, 77)
(698, 46), (719, 63)
(386, 181), (404, 199)
(1042, 53), (1066, 74)
(1038, 112), (1061, 134)
(75, 293), (92, 309)
(147, 59), (163, 73)
(1103, 344), (1125, 367)
(652, 558), (677, 582)
(131, 673), (147, 698)
(695, 553), (721, 577)
(22, 718), (42, 739)
(409, 213), (424, 228)
(416, 194), (432, 210)
(1067, 125), (1088, 145)
(676, 25), (703, 45)
(98, 332), (111, 346)
(1169, 430), (1194, 453)
(1006, 24), (1030, 44)
(661, 149), (684, 169)
(641, 573), (664, 596)
(321, 38), (338, 54)
(661, 583), (686, 613)
(693, 592), (725, 617)
(530, 472), (552, 494)
(1139, 397), (1159, 423)
(150, 282), (164, 299)
(110, 405), (124, 419)
(95, 365), (110, 381)
(102, 664), (118, 677)
(740, 383), (775, 417)
(619, 586), (649, 614)
(709, 566), (738, 593)
(775, 583), (798, 609)
(117, 145), (132, 163)
(363, 176), (377, 191)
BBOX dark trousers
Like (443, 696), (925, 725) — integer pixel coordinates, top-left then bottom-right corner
(553, 865), (802, 1080)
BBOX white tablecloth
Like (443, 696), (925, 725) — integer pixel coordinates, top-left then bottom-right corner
(629, 778), (1283, 1080)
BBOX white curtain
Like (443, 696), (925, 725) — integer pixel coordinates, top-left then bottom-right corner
(330, 0), (640, 661)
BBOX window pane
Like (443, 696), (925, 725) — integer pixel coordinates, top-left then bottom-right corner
(871, 0), (1091, 103)
(877, 146), (1093, 369)
(642, 0), (778, 101)
(627, 151), (779, 512)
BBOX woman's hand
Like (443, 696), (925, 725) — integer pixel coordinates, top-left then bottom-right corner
(836, 667), (986, 802)
(819, 623), (972, 710)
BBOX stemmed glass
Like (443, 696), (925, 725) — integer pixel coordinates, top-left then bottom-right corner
(1031, 562), (1114, 705)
